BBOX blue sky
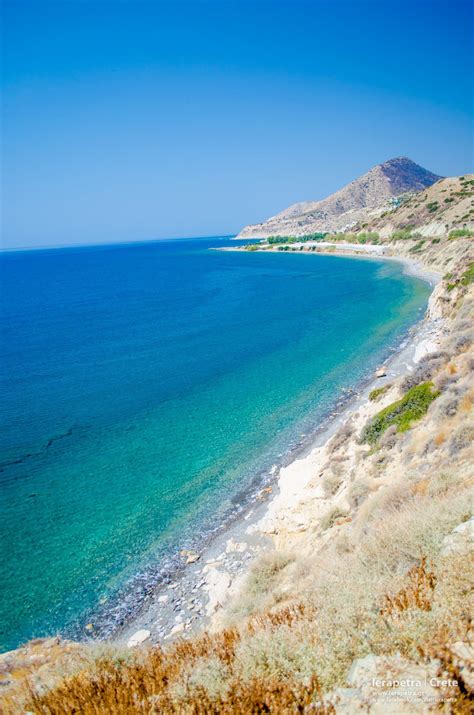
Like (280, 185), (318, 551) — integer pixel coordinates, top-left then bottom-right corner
(2, 0), (473, 248)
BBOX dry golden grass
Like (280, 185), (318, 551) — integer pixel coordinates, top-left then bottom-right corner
(5, 615), (334, 715)
(434, 430), (447, 446)
(411, 478), (429, 496)
(381, 557), (437, 618)
(12, 544), (471, 713)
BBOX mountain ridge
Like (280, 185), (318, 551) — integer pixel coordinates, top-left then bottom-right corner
(237, 157), (442, 237)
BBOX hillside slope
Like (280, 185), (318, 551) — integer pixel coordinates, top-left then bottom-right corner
(238, 157), (442, 238)
(357, 173), (474, 237)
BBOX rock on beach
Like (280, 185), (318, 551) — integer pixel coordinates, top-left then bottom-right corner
(127, 629), (151, 648)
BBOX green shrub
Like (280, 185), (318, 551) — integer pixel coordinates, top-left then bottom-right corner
(431, 238), (441, 244)
(448, 228), (473, 239)
(245, 244), (259, 251)
(444, 262), (474, 291)
(369, 384), (391, 401)
(302, 232), (327, 241)
(356, 231), (379, 244)
(267, 233), (326, 245)
(409, 240), (425, 253)
(360, 382), (440, 445)
(391, 227), (414, 241)
(325, 232), (357, 242)
(267, 235), (297, 245)
(460, 261), (474, 286)
(427, 202), (439, 213)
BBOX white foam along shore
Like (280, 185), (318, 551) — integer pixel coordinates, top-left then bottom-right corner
(116, 246), (444, 648)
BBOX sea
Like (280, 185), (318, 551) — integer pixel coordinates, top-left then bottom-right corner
(0, 236), (430, 651)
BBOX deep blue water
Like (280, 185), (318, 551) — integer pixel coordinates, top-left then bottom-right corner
(0, 237), (430, 651)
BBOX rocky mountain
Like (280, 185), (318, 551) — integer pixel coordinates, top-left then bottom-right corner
(237, 157), (442, 238)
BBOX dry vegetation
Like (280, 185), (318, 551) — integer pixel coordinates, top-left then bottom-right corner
(2, 235), (473, 714)
(366, 174), (474, 237)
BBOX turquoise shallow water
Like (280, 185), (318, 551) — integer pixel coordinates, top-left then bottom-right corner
(0, 237), (430, 651)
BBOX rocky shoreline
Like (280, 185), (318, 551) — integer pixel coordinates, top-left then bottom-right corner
(116, 247), (445, 650)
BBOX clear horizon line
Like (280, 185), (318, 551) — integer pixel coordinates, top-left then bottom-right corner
(0, 233), (238, 254)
